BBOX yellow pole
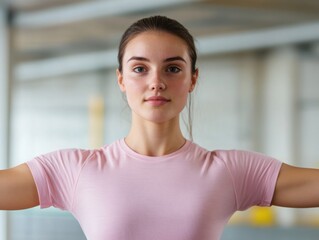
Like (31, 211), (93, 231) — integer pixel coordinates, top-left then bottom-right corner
(88, 96), (104, 148)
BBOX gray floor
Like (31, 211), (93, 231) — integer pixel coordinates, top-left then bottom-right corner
(222, 226), (319, 240)
(9, 210), (319, 240)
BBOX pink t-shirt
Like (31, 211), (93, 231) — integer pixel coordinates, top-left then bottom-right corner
(27, 139), (282, 240)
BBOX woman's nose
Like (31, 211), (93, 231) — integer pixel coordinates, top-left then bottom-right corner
(150, 82), (166, 91)
(149, 74), (166, 91)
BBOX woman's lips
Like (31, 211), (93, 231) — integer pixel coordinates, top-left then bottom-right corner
(145, 96), (170, 106)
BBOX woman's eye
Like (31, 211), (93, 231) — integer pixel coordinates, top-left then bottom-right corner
(167, 66), (181, 73)
(133, 66), (145, 73)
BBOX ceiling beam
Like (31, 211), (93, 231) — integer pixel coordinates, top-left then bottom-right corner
(13, 0), (194, 28)
(15, 21), (319, 81)
(197, 21), (319, 55)
(15, 49), (118, 81)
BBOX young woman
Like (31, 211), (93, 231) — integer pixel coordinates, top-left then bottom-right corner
(1, 15), (319, 240)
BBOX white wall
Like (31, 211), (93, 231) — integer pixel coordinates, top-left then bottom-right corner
(193, 54), (258, 150)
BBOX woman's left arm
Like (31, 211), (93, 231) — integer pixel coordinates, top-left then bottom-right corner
(272, 163), (319, 208)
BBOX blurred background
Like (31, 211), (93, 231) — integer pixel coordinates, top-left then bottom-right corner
(1, 0), (319, 239)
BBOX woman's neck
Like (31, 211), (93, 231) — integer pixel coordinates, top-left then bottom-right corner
(124, 118), (186, 156)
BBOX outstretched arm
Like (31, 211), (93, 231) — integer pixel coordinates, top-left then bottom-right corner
(272, 163), (319, 208)
(0, 163), (39, 210)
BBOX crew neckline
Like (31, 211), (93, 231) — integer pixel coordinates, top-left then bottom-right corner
(118, 138), (192, 163)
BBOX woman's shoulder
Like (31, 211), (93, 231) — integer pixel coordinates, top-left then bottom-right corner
(27, 141), (118, 168)
(191, 142), (281, 166)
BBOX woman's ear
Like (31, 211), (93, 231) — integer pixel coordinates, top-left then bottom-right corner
(189, 68), (199, 92)
(117, 69), (126, 92)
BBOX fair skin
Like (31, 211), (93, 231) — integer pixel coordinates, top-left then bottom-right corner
(1, 30), (319, 213)
(117, 31), (197, 156)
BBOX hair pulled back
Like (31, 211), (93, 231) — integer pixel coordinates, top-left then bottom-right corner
(117, 15), (197, 74)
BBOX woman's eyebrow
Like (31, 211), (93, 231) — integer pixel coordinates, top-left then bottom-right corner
(164, 56), (186, 63)
(127, 56), (186, 63)
(127, 56), (149, 62)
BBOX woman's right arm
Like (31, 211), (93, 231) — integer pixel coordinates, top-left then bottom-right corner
(0, 163), (39, 210)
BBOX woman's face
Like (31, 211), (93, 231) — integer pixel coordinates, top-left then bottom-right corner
(117, 31), (198, 124)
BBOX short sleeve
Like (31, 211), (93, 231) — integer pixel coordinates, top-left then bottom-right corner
(26, 148), (91, 210)
(215, 150), (282, 211)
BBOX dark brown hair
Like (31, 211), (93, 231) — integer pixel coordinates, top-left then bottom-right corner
(117, 15), (197, 74)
